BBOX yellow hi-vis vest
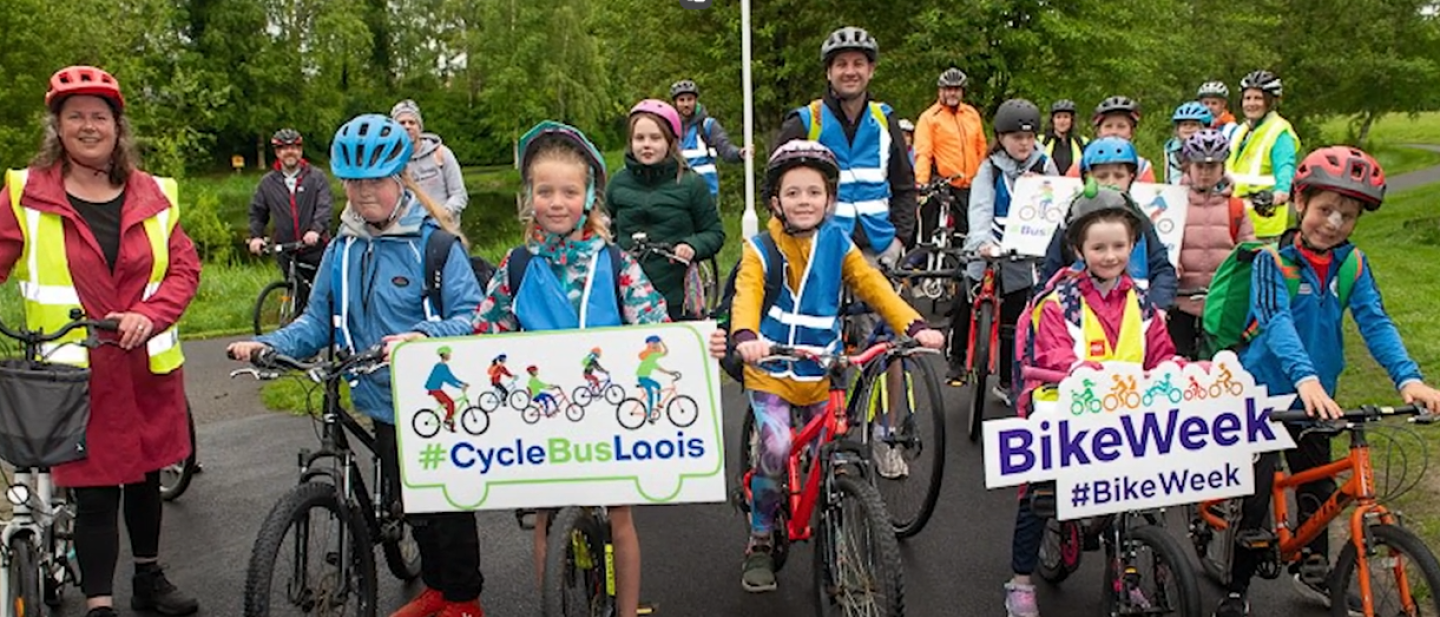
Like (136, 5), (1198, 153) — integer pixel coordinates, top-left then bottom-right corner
(5, 169), (185, 373)
(1227, 113), (1301, 238)
(1031, 286), (1147, 410)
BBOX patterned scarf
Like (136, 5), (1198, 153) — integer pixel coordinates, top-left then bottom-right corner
(528, 220), (601, 267)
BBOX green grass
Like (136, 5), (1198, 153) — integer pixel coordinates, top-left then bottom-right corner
(1320, 112), (1440, 176)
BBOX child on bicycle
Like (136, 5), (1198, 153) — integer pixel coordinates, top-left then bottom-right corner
(608, 99), (725, 321)
(470, 120), (667, 617)
(1040, 137), (1178, 313)
(1213, 147), (1440, 617)
(1005, 186), (1180, 617)
(226, 114), (486, 617)
(425, 345), (469, 431)
(1171, 129), (1254, 358)
(488, 353), (513, 396)
(727, 140), (946, 593)
(637, 334), (678, 413)
(1163, 102), (1213, 185)
(954, 99), (1057, 395)
(581, 347), (606, 391)
(524, 365), (557, 414)
(1064, 96), (1156, 182)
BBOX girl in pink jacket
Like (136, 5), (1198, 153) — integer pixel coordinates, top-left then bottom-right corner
(1171, 129), (1256, 358)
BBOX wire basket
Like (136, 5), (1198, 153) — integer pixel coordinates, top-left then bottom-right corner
(0, 360), (91, 468)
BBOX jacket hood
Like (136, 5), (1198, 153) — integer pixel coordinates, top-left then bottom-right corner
(338, 190), (431, 239)
(684, 104), (711, 128)
(988, 147), (1046, 176)
(411, 133), (443, 159)
(271, 158), (312, 173)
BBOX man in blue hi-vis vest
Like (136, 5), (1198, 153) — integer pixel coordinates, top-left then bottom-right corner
(670, 79), (750, 197)
(772, 25), (917, 269)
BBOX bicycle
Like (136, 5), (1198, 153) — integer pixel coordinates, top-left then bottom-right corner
(252, 241), (318, 336)
(0, 311), (117, 617)
(159, 403), (202, 501)
(476, 376), (528, 413)
(732, 342), (905, 616)
(906, 174), (967, 306)
(523, 386), (586, 425)
(1020, 367), (1202, 617)
(233, 346), (422, 617)
(615, 373), (698, 430)
(411, 387), (489, 438)
(1186, 404), (1440, 616)
(629, 231), (719, 320)
(572, 370), (626, 408)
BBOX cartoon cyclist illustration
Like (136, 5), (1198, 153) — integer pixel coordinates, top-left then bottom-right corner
(424, 346), (469, 430)
(636, 335), (679, 413)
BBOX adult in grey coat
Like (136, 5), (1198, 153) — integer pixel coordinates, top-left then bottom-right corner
(391, 99), (468, 219)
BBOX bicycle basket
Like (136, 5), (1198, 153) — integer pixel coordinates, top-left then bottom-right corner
(0, 360), (90, 468)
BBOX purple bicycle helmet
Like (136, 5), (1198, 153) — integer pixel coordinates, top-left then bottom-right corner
(1181, 129), (1230, 164)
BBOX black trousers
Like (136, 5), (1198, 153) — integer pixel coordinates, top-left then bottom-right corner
(375, 423), (484, 600)
(1168, 311), (1201, 360)
(74, 471), (163, 597)
(1227, 423), (1335, 593)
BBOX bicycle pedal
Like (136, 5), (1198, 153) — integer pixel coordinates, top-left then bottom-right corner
(1296, 554), (1329, 584)
(637, 601), (658, 615)
(1235, 529), (1276, 550)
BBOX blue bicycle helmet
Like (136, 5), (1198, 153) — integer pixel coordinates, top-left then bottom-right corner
(1080, 137), (1139, 172)
(1171, 101), (1213, 126)
(330, 114), (412, 180)
(645, 335), (662, 344)
(518, 120), (608, 212)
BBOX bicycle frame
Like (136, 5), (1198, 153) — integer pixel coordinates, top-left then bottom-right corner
(0, 469), (65, 617)
(967, 259), (1003, 374)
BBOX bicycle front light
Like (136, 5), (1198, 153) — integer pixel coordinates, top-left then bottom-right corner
(5, 483), (31, 507)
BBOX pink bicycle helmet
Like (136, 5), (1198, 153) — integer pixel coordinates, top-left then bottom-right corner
(629, 99), (682, 139)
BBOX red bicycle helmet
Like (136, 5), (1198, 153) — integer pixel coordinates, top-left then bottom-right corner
(1293, 146), (1387, 210)
(46, 65), (124, 112)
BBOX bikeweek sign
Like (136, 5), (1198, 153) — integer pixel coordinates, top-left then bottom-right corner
(389, 321), (726, 513)
(982, 352), (1297, 520)
(1000, 176), (1084, 257)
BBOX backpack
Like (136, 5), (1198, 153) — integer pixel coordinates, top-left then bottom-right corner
(423, 228), (497, 316)
(1199, 242), (1362, 357)
(715, 234), (785, 382)
(1225, 197), (1246, 243)
(502, 243), (627, 321)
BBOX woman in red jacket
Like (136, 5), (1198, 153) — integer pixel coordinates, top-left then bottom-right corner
(0, 66), (199, 617)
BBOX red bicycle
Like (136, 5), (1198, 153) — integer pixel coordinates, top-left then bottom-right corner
(731, 341), (906, 616)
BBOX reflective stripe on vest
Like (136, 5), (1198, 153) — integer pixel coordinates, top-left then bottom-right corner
(1227, 114), (1299, 237)
(800, 99), (895, 250)
(755, 224), (849, 381)
(682, 118), (720, 195)
(5, 169), (184, 372)
(1066, 288), (1147, 363)
(513, 248), (623, 332)
(1043, 135), (1084, 167)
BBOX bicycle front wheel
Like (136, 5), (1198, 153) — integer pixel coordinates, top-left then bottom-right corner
(1037, 518), (1083, 584)
(253, 280), (298, 336)
(1101, 524), (1201, 617)
(8, 534), (43, 617)
(380, 511), (421, 582)
(1331, 523), (1440, 617)
(813, 476), (904, 617)
(459, 407), (489, 436)
(616, 399), (648, 430)
(542, 507), (612, 617)
(968, 301), (994, 442)
(161, 404), (199, 502)
(244, 481), (376, 617)
(1186, 499), (1239, 587)
(856, 353), (947, 539)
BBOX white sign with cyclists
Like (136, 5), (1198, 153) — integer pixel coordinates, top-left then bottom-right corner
(389, 321), (726, 513)
(1000, 176), (1085, 257)
(982, 352), (1297, 520)
(1129, 182), (1189, 268)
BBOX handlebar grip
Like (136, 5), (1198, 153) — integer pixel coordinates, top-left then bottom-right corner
(92, 319), (120, 332)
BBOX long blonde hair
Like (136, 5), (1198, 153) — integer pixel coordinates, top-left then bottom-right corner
(30, 107), (141, 187)
(519, 142), (612, 242)
(401, 174), (468, 248)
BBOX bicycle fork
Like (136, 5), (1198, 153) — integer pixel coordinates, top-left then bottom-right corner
(0, 470), (62, 617)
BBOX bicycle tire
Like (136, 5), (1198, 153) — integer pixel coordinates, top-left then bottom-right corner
(572, 385), (595, 407)
(857, 354), (947, 539)
(45, 489), (77, 607)
(543, 507), (612, 617)
(459, 407), (489, 436)
(523, 405), (542, 425)
(1101, 524), (1201, 617)
(509, 390), (531, 411)
(9, 534), (43, 617)
(161, 404), (199, 502)
(616, 398), (648, 430)
(813, 476), (905, 617)
(968, 301), (994, 442)
(1330, 523), (1440, 617)
(412, 409), (442, 438)
(381, 513), (421, 582)
(565, 403), (585, 423)
(1037, 518), (1083, 584)
(478, 391), (501, 413)
(243, 481), (376, 617)
(1186, 500), (1239, 587)
(253, 280), (298, 336)
(702, 257), (721, 315)
(603, 384), (625, 406)
(667, 395), (698, 428)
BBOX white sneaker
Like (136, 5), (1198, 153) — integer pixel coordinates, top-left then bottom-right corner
(874, 442), (909, 479)
(992, 385), (1014, 408)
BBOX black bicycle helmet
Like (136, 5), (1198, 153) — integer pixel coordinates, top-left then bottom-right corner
(820, 26), (878, 65)
(271, 128), (303, 147)
(937, 67), (968, 88)
(993, 99), (1042, 134)
(1240, 70), (1283, 98)
(1050, 99), (1077, 115)
(1092, 96), (1141, 126)
(669, 79), (699, 99)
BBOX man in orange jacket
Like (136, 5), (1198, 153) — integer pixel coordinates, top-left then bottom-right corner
(914, 67), (987, 242)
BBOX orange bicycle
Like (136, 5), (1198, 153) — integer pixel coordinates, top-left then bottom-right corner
(1186, 404), (1440, 617)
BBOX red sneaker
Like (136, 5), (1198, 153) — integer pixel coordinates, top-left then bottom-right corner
(436, 599), (484, 617)
(389, 588), (446, 617)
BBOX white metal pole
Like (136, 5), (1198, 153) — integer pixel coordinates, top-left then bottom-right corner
(740, 0), (758, 238)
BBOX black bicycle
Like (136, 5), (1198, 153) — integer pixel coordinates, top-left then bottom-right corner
(253, 241), (317, 336)
(629, 231), (719, 319)
(232, 346), (420, 617)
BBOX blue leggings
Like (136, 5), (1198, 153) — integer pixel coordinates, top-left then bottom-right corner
(747, 391), (826, 537)
(639, 377), (661, 411)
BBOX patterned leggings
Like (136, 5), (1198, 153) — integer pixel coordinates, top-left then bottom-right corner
(747, 391), (826, 538)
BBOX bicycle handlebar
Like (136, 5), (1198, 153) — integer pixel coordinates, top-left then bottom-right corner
(228, 345), (389, 382)
(0, 310), (119, 347)
(918, 173), (965, 195)
(259, 241), (308, 255)
(758, 339), (931, 368)
(1269, 404), (1432, 425)
(628, 233), (691, 266)
(884, 248), (1027, 280)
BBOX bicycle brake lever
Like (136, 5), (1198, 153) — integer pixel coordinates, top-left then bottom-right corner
(229, 367), (276, 380)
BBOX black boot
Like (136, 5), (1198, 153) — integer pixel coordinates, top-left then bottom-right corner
(86, 607), (120, 617)
(131, 563), (199, 615)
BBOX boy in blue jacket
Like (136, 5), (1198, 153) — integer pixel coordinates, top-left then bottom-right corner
(1214, 146), (1440, 617)
(1038, 137), (1177, 311)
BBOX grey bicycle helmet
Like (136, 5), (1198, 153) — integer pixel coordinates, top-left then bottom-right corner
(1240, 70), (1283, 98)
(1181, 129), (1230, 164)
(993, 99), (1042, 134)
(1050, 99), (1077, 115)
(1093, 96), (1140, 125)
(1197, 81), (1229, 99)
(670, 79), (699, 99)
(937, 67), (968, 88)
(821, 26), (878, 65)
(1064, 186), (1144, 248)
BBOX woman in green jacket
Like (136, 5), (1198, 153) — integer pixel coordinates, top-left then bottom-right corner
(608, 99), (726, 321)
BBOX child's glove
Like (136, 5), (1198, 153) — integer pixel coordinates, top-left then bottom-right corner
(877, 239), (904, 269)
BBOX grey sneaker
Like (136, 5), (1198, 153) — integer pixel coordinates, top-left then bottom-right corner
(993, 384), (1014, 408)
(1004, 581), (1039, 617)
(874, 442), (909, 479)
(1291, 574), (1362, 616)
(742, 548), (777, 592)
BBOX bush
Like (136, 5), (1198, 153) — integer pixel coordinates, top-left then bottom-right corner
(181, 188), (240, 265)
